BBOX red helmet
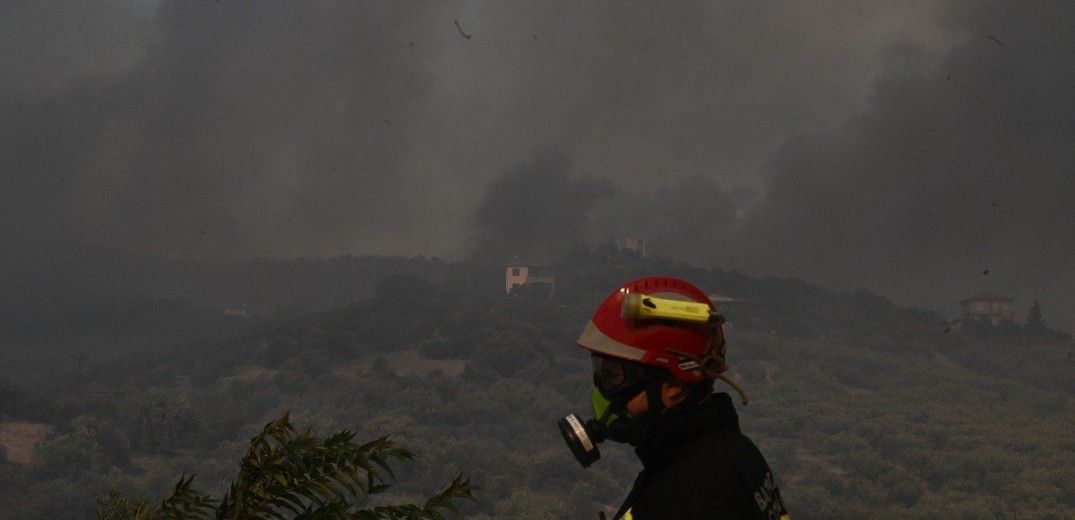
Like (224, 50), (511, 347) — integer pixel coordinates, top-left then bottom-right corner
(577, 276), (725, 383)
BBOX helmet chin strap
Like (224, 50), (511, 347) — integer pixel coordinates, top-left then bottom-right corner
(599, 393), (641, 445)
(645, 378), (666, 415)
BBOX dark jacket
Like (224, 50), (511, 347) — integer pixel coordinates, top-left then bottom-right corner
(613, 393), (789, 520)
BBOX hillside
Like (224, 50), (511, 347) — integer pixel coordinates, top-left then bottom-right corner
(1, 250), (1072, 519)
(0, 245), (461, 386)
(3, 243), (461, 317)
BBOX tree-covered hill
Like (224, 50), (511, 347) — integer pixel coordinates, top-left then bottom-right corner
(3, 243), (462, 318)
(1, 249), (1072, 519)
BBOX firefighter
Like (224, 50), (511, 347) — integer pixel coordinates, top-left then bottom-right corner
(558, 276), (789, 519)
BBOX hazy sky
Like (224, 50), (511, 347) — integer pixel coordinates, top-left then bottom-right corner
(3, 1), (1072, 329)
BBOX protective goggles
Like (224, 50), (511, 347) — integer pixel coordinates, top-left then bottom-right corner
(591, 355), (663, 397)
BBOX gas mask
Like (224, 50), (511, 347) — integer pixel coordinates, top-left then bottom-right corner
(558, 356), (665, 467)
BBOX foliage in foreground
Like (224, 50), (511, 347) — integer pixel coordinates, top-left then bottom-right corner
(97, 412), (476, 520)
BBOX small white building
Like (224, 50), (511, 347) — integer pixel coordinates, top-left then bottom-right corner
(505, 264), (555, 296)
(960, 293), (1015, 325)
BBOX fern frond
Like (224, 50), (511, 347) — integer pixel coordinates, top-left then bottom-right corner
(117, 412), (473, 520)
(358, 474), (478, 519)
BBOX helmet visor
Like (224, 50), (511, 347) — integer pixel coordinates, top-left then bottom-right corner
(592, 355), (655, 397)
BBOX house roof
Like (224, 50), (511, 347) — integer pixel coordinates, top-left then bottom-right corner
(506, 262), (546, 268)
(961, 292), (1014, 304)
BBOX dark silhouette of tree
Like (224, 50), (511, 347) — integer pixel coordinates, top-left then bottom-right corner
(1026, 300), (1045, 335)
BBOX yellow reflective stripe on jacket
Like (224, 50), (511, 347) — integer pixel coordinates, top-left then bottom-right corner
(621, 506), (786, 519)
(619, 505), (788, 518)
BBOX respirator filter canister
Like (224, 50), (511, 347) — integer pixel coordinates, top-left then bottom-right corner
(557, 413), (603, 467)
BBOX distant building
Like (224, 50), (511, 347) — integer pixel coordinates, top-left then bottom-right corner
(224, 307), (249, 318)
(960, 293), (1015, 325)
(505, 264), (555, 296)
(612, 237), (646, 257)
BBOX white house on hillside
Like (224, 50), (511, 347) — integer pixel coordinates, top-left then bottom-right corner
(960, 293), (1015, 325)
(505, 264), (555, 296)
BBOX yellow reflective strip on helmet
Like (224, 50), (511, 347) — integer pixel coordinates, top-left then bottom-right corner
(622, 508), (633, 520)
(780, 515), (790, 520)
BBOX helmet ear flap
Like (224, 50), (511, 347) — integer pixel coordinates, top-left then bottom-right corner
(668, 312), (750, 405)
(668, 313), (726, 379)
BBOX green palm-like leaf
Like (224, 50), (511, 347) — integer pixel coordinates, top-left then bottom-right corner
(116, 412), (475, 520)
(357, 474), (478, 520)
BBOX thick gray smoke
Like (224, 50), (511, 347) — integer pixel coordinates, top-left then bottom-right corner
(2, 1), (1072, 329)
(717, 1), (1075, 326)
(1, 1), (450, 259)
(0, 1), (950, 259)
(469, 153), (610, 263)
(581, 1), (1075, 328)
(590, 177), (745, 265)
